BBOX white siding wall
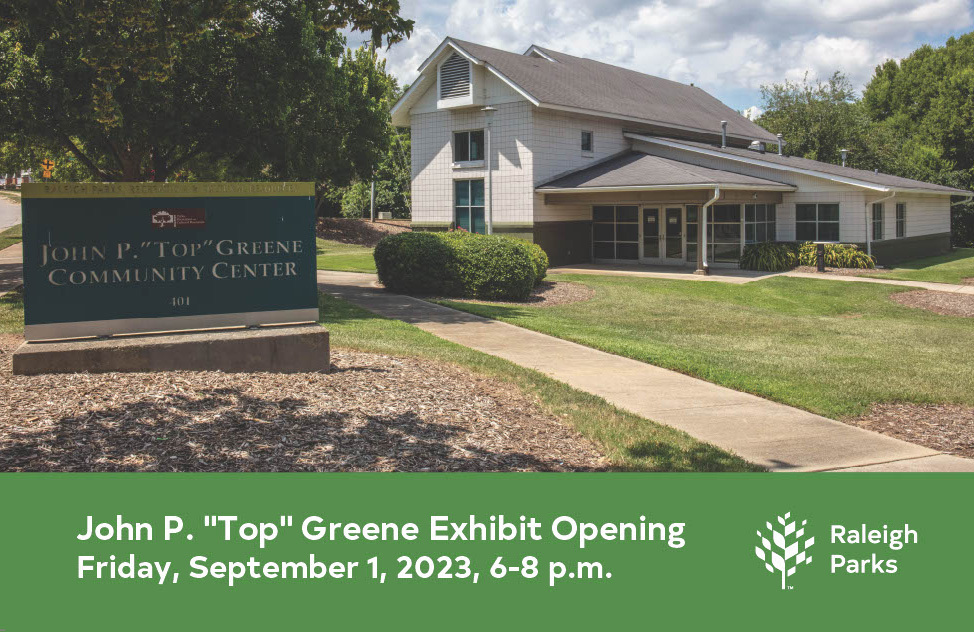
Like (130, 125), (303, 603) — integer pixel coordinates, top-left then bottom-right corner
(869, 194), (951, 241)
(410, 74), (534, 226)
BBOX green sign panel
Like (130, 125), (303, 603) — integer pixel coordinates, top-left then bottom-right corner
(21, 182), (318, 340)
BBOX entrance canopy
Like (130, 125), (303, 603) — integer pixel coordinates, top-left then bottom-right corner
(537, 151), (795, 193)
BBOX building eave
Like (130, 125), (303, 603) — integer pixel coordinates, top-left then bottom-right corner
(536, 183), (797, 194)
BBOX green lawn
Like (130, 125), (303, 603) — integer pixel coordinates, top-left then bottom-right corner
(862, 248), (974, 285)
(438, 275), (974, 420)
(0, 224), (21, 251)
(0, 289), (756, 471)
(316, 237), (376, 273)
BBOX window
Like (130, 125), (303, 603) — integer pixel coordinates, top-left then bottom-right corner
(896, 203), (906, 238)
(709, 204), (742, 263)
(796, 203), (839, 242)
(872, 203), (884, 241)
(581, 131), (593, 153)
(439, 53), (471, 99)
(745, 204), (777, 244)
(593, 205), (639, 260)
(455, 179), (485, 234)
(454, 130), (484, 162)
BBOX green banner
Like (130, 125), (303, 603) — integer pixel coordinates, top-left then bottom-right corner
(0, 474), (967, 630)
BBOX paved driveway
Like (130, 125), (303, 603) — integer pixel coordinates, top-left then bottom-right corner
(0, 194), (20, 231)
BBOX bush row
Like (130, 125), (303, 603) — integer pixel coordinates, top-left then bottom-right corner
(740, 242), (876, 271)
(373, 231), (549, 300)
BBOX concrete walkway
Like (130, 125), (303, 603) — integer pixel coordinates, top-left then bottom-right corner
(318, 270), (974, 473)
(783, 270), (974, 294)
(0, 242), (23, 297)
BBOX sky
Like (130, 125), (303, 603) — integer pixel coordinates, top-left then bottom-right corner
(350, 0), (974, 116)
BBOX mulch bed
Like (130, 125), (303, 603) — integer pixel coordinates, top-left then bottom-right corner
(848, 403), (974, 459)
(794, 266), (884, 277)
(317, 217), (411, 247)
(449, 281), (594, 308)
(889, 289), (974, 317)
(0, 335), (606, 472)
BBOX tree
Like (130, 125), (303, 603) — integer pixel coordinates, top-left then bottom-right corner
(0, 1), (412, 182)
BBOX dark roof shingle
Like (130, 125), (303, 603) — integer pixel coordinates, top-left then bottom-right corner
(537, 152), (795, 190)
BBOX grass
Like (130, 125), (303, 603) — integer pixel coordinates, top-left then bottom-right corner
(862, 248), (974, 285)
(316, 237), (376, 273)
(0, 224), (21, 251)
(0, 289), (756, 471)
(437, 274), (974, 420)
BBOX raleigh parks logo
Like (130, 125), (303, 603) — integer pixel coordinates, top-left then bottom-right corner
(755, 512), (815, 589)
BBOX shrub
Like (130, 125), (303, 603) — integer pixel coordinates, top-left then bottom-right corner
(740, 242), (797, 272)
(796, 242), (876, 269)
(526, 241), (549, 285)
(373, 231), (541, 300)
(373, 232), (462, 295)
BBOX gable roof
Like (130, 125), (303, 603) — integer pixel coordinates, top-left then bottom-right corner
(393, 37), (776, 143)
(537, 152), (796, 192)
(628, 134), (972, 195)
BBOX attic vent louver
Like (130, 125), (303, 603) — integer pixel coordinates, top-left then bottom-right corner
(439, 53), (471, 100)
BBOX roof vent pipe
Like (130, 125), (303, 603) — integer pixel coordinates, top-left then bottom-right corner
(720, 121), (727, 148)
(776, 134), (783, 156)
(841, 149), (848, 167)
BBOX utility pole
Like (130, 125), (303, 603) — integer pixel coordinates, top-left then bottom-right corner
(481, 106), (497, 234)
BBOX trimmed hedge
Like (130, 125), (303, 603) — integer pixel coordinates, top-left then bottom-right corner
(374, 231), (546, 300)
(740, 241), (876, 271)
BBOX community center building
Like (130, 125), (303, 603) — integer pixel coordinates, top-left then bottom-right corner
(392, 37), (972, 269)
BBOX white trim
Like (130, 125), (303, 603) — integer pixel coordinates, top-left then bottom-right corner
(538, 183), (795, 194)
(523, 45), (558, 62)
(542, 104), (775, 144)
(25, 308), (320, 342)
(390, 74), (427, 121)
(484, 64), (540, 106)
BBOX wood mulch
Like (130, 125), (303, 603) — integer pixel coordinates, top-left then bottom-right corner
(889, 289), (974, 317)
(0, 335), (606, 472)
(794, 266), (883, 277)
(317, 217), (411, 247)
(848, 403), (974, 459)
(450, 281), (595, 308)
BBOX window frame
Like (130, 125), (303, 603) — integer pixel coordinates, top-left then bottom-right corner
(872, 202), (884, 241)
(795, 203), (840, 242)
(895, 203), (906, 239)
(581, 130), (594, 154)
(453, 129), (485, 164)
(454, 179), (486, 234)
(592, 205), (639, 260)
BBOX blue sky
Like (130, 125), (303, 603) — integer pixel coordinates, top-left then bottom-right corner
(360, 0), (974, 117)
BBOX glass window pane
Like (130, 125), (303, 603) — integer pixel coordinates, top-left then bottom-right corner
(593, 242), (615, 259)
(686, 223), (698, 241)
(454, 132), (470, 162)
(593, 223), (614, 242)
(796, 204), (817, 222)
(768, 205), (776, 221)
(581, 131), (593, 152)
(796, 222), (816, 241)
(471, 207), (486, 235)
(470, 179), (485, 206)
(896, 203), (906, 220)
(686, 205), (699, 222)
(769, 222), (776, 241)
(456, 208), (470, 231)
(714, 204), (740, 222)
(745, 204), (756, 222)
(757, 223), (767, 242)
(686, 244), (697, 263)
(593, 206), (614, 222)
(616, 243), (639, 260)
(617, 206), (638, 222)
(469, 130), (484, 161)
(714, 243), (741, 263)
(819, 204), (840, 222)
(745, 224), (755, 243)
(819, 222), (840, 242)
(455, 180), (469, 206)
(757, 204), (767, 222)
(616, 223), (638, 242)
(713, 223), (741, 242)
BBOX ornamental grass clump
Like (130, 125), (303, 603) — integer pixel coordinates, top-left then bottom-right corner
(374, 231), (545, 300)
(740, 242), (797, 272)
(797, 242), (876, 269)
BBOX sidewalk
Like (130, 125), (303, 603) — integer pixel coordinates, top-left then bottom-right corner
(783, 270), (974, 294)
(318, 271), (974, 473)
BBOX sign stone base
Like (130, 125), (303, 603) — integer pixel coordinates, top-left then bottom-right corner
(12, 325), (329, 375)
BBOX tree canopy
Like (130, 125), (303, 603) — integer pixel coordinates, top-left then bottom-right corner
(0, 0), (412, 184)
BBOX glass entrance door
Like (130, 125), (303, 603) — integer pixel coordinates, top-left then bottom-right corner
(664, 207), (684, 259)
(642, 208), (660, 259)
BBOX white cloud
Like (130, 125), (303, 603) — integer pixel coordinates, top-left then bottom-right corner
(377, 0), (974, 107)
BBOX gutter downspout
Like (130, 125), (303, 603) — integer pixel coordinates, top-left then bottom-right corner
(865, 191), (896, 258)
(696, 186), (720, 275)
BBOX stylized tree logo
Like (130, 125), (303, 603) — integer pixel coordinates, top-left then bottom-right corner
(755, 512), (815, 589)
